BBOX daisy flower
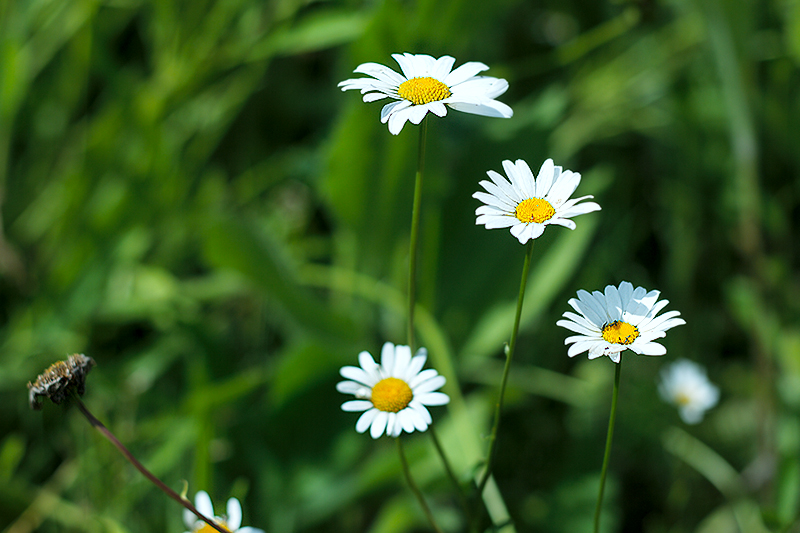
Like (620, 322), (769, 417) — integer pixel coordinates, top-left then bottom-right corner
(183, 491), (264, 533)
(556, 281), (686, 363)
(473, 158), (601, 244)
(658, 359), (720, 424)
(336, 342), (450, 438)
(338, 53), (512, 135)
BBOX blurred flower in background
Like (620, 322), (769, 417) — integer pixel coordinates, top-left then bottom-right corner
(658, 359), (720, 424)
(338, 53), (512, 134)
(557, 281), (685, 363)
(183, 491), (264, 533)
(473, 158), (600, 244)
(337, 342), (449, 438)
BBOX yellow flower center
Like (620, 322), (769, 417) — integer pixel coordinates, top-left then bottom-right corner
(371, 377), (413, 413)
(398, 77), (452, 105)
(601, 320), (639, 345)
(515, 198), (556, 223)
(674, 392), (691, 406)
(197, 521), (231, 533)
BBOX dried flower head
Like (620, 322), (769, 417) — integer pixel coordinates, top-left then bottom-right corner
(28, 353), (96, 410)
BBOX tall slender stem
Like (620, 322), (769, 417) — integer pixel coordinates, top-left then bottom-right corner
(478, 240), (534, 493)
(594, 360), (622, 533)
(74, 399), (228, 533)
(407, 117), (428, 352)
(397, 437), (444, 533)
(429, 426), (471, 521)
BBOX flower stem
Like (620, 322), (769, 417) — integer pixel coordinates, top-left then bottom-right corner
(478, 240), (534, 494)
(594, 360), (622, 533)
(74, 399), (228, 533)
(407, 116), (428, 352)
(429, 425), (471, 521)
(397, 436), (444, 533)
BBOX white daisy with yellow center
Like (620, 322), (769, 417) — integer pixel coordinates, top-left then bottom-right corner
(337, 342), (450, 438)
(658, 359), (719, 424)
(183, 491), (264, 533)
(556, 281), (686, 363)
(473, 159), (601, 244)
(338, 53), (512, 135)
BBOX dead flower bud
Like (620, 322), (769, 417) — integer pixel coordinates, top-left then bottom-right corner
(28, 354), (96, 410)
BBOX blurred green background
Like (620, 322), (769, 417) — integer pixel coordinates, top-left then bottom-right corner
(2, 0), (800, 531)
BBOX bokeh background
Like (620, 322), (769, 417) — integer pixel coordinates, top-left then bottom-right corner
(2, 0), (800, 531)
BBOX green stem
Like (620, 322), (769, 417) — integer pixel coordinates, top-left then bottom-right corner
(429, 426), (471, 522)
(594, 360), (622, 533)
(407, 116), (428, 352)
(397, 437), (444, 533)
(478, 240), (535, 493)
(74, 399), (228, 533)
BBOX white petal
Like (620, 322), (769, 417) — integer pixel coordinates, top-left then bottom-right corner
(428, 102), (448, 117)
(380, 342), (395, 376)
(397, 411), (415, 434)
(358, 351), (382, 382)
(557, 318), (597, 337)
(409, 368), (438, 388)
(447, 100), (513, 118)
(605, 284), (623, 316)
(416, 391), (450, 406)
(486, 170), (520, 203)
(380, 100), (411, 123)
(353, 62), (406, 85)
(392, 345), (412, 378)
(413, 374), (445, 394)
(336, 381), (363, 394)
(432, 55), (456, 80)
(363, 91), (393, 103)
(391, 53), (418, 80)
(370, 411), (388, 438)
(409, 400), (432, 425)
(387, 107), (413, 134)
(444, 61), (489, 85)
(477, 214), (517, 229)
(534, 159), (555, 198)
(195, 491), (214, 518)
(342, 400), (373, 412)
(339, 366), (371, 386)
(386, 412), (399, 437)
(631, 342), (667, 356)
(407, 104), (430, 125)
(356, 408), (379, 433)
(227, 498), (242, 531)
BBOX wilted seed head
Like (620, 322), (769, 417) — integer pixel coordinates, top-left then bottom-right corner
(28, 354), (96, 410)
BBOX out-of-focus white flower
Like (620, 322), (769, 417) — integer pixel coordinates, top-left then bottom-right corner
(339, 53), (512, 134)
(658, 359), (720, 424)
(557, 281), (685, 363)
(183, 491), (264, 533)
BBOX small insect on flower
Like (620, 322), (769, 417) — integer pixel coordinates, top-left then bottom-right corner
(28, 353), (96, 410)
(556, 282), (685, 363)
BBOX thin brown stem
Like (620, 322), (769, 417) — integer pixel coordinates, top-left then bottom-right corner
(74, 399), (228, 533)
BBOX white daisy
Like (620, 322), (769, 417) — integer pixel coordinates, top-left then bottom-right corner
(658, 359), (720, 424)
(183, 491), (264, 533)
(338, 53), (512, 135)
(473, 158), (601, 244)
(556, 281), (686, 363)
(336, 342), (450, 438)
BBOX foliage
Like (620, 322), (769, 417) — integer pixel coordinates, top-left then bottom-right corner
(2, 0), (800, 531)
